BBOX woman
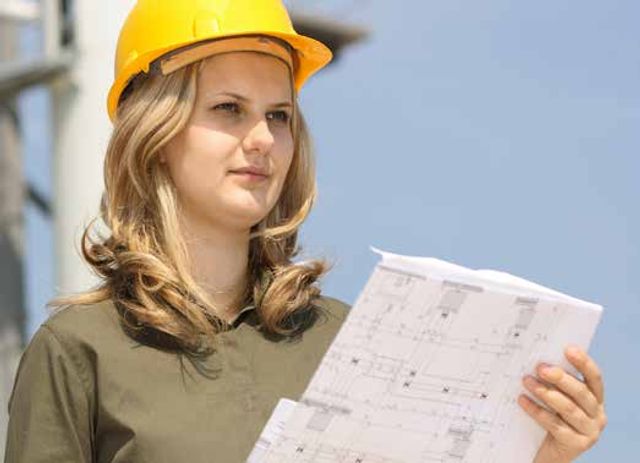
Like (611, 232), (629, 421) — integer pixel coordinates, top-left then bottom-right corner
(5, 1), (606, 462)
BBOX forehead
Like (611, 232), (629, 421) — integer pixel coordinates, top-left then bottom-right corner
(197, 52), (293, 101)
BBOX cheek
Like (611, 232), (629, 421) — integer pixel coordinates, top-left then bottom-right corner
(274, 132), (295, 179)
(269, 153), (294, 204)
(166, 126), (237, 190)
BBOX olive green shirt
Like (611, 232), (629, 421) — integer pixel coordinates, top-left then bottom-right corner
(4, 296), (349, 462)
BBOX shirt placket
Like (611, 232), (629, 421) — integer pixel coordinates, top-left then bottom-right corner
(219, 330), (258, 412)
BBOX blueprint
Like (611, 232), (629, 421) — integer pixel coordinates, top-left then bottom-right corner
(247, 399), (298, 463)
(252, 249), (603, 463)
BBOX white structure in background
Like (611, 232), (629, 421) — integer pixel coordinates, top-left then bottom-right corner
(53, 1), (135, 297)
(0, 0), (39, 21)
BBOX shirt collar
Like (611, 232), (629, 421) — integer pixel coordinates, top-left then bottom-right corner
(227, 303), (256, 327)
(226, 268), (273, 328)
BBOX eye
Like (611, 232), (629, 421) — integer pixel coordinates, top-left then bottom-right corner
(213, 102), (240, 114)
(267, 110), (291, 124)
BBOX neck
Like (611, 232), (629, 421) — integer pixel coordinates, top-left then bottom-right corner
(180, 214), (252, 322)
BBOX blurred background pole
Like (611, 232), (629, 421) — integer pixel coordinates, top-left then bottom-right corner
(0, 10), (25, 459)
(43, 0), (61, 57)
(52, 1), (133, 298)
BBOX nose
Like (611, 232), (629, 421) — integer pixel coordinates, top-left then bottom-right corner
(242, 119), (275, 155)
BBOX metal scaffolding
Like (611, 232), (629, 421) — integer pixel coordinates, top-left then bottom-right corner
(0, 1), (73, 457)
(0, 8), (26, 458)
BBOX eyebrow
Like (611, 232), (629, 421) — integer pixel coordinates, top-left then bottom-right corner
(214, 91), (292, 108)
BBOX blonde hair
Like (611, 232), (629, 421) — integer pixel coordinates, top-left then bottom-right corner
(49, 60), (330, 356)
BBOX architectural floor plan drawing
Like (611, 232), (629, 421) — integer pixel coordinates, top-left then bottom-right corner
(251, 250), (603, 463)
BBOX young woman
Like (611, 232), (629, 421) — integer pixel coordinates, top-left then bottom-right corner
(4, 1), (606, 462)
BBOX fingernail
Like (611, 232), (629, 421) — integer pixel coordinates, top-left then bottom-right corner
(537, 363), (551, 375)
(567, 346), (582, 358)
(539, 365), (551, 377)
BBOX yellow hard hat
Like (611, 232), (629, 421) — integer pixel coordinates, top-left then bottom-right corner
(107, 0), (333, 120)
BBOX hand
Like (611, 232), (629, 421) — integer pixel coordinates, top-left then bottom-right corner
(518, 346), (607, 463)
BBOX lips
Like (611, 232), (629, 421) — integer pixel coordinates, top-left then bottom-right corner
(230, 166), (269, 177)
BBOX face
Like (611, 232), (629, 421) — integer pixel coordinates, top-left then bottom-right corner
(162, 51), (295, 235)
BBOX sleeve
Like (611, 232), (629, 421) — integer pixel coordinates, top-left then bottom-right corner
(4, 324), (95, 463)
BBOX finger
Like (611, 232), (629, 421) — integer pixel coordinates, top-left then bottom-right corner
(517, 394), (575, 440)
(522, 375), (596, 435)
(536, 363), (599, 418)
(566, 347), (605, 404)
(518, 394), (599, 453)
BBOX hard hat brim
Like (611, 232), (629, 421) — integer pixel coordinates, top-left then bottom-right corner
(155, 36), (296, 78)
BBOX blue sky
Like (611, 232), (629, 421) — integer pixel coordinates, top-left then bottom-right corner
(17, 0), (638, 460)
(296, 1), (639, 460)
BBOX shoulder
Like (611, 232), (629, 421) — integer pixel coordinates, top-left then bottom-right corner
(303, 294), (350, 338)
(20, 299), (133, 378)
(42, 299), (129, 349)
(11, 300), (134, 403)
(44, 299), (121, 332)
(8, 301), (123, 413)
(313, 294), (351, 321)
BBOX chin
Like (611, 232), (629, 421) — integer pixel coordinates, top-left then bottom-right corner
(214, 196), (278, 230)
(227, 206), (272, 230)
